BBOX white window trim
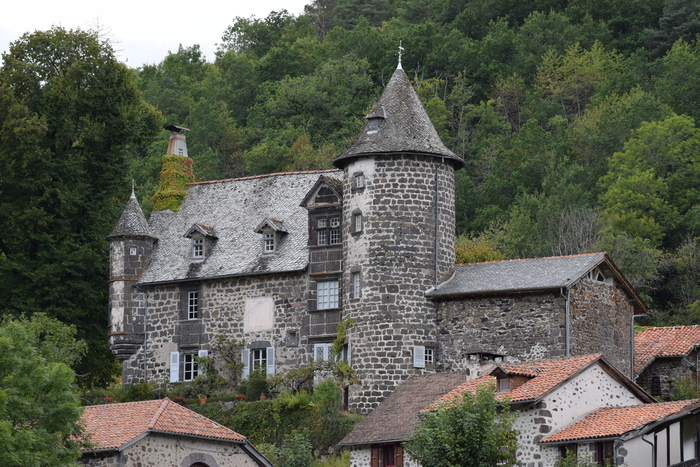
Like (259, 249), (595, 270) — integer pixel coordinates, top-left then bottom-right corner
(192, 238), (204, 259)
(188, 291), (199, 320)
(353, 213), (362, 232)
(318, 230), (328, 245)
(263, 232), (276, 253)
(351, 272), (361, 299)
(413, 345), (426, 368)
(242, 347), (275, 378)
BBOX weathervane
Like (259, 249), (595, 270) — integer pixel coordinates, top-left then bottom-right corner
(397, 41), (405, 69)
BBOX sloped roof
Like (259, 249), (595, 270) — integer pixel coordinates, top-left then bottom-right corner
(426, 253), (647, 312)
(635, 326), (700, 375)
(337, 372), (469, 446)
(138, 170), (342, 284)
(333, 66), (463, 169)
(81, 398), (247, 451)
(541, 399), (700, 444)
(108, 194), (154, 239)
(431, 354), (652, 408)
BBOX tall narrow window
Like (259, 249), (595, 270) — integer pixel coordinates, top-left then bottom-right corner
(263, 232), (275, 253)
(188, 291), (199, 319)
(353, 213), (362, 232)
(192, 238), (204, 258)
(318, 230), (328, 245)
(183, 354), (198, 381)
(425, 347), (434, 366)
(351, 272), (361, 299)
(354, 174), (364, 189)
(317, 280), (339, 309)
(252, 348), (267, 371)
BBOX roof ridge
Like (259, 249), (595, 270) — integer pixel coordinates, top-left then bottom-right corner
(187, 169), (342, 186)
(455, 252), (605, 267)
(148, 398), (171, 430)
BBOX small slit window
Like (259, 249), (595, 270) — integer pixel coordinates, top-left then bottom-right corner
(351, 272), (361, 299)
(353, 213), (362, 232)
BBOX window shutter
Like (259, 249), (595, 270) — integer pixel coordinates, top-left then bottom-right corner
(266, 347), (275, 376)
(370, 446), (379, 467)
(413, 345), (425, 368)
(198, 349), (208, 375)
(241, 349), (250, 379)
(169, 352), (180, 383)
(395, 445), (403, 467)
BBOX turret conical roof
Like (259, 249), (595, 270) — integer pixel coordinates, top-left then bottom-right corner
(333, 66), (464, 169)
(108, 194), (154, 239)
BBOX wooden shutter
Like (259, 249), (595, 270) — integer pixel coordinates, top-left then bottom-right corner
(266, 347), (275, 376)
(169, 352), (180, 383)
(198, 349), (208, 375)
(395, 445), (403, 467)
(413, 345), (425, 368)
(241, 349), (250, 379)
(371, 446), (379, 467)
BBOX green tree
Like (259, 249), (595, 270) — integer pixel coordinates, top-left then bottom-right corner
(406, 384), (518, 467)
(0, 27), (160, 386)
(0, 314), (87, 465)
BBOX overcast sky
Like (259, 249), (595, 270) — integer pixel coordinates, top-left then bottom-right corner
(2, 0), (310, 68)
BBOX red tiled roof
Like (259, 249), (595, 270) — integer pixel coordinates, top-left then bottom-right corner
(541, 399), (700, 443)
(431, 355), (604, 408)
(635, 326), (700, 375)
(81, 398), (246, 451)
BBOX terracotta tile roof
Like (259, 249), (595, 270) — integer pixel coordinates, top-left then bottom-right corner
(635, 326), (700, 375)
(432, 355), (607, 408)
(81, 398), (246, 451)
(541, 399), (700, 443)
(337, 372), (470, 446)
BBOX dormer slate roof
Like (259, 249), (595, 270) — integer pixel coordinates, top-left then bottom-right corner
(337, 372), (469, 446)
(540, 399), (700, 444)
(431, 354), (653, 408)
(333, 66), (464, 169)
(108, 194), (154, 239)
(138, 170), (342, 285)
(81, 398), (247, 451)
(426, 253), (647, 313)
(634, 325), (700, 375)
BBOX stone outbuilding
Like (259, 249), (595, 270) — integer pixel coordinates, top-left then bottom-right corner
(339, 354), (655, 467)
(78, 398), (271, 467)
(635, 326), (700, 400)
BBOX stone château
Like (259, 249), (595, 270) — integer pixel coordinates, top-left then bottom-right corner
(108, 63), (646, 412)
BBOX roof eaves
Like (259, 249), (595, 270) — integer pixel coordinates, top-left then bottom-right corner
(148, 430), (247, 444)
(427, 286), (566, 299)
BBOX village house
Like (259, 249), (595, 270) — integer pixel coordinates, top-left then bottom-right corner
(635, 326), (700, 400)
(339, 354), (666, 467)
(78, 398), (271, 467)
(108, 60), (646, 413)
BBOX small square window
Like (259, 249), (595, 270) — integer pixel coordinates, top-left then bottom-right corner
(317, 280), (339, 310)
(263, 232), (275, 253)
(330, 217), (340, 227)
(318, 230), (328, 245)
(354, 174), (365, 189)
(318, 218), (327, 229)
(188, 291), (199, 320)
(129, 246), (137, 256)
(192, 238), (204, 258)
(425, 347), (434, 365)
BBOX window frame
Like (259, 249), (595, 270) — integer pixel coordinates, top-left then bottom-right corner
(353, 213), (362, 233)
(263, 232), (276, 253)
(183, 353), (198, 381)
(192, 237), (204, 259)
(317, 280), (339, 310)
(187, 291), (199, 320)
(351, 272), (361, 299)
(252, 348), (267, 372)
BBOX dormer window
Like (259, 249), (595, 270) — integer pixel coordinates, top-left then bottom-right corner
(368, 118), (380, 132)
(263, 232), (276, 253)
(497, 377), (510, 392)
(312, 215), (341, 246)
(254, 217), (288, 254)
(192, 238), (204, 259)
(588, 267), (613, 285)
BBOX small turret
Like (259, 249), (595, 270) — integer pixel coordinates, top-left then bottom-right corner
(107, 189), (156, 372)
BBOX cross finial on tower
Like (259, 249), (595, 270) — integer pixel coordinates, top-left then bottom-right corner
(131, 179), (136, 199)
(397, 41), (405, 70)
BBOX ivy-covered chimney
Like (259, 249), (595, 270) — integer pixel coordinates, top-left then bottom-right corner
(151, 125), (194, 212)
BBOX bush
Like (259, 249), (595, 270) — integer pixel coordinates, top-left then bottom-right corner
(279, 431), (313, 467)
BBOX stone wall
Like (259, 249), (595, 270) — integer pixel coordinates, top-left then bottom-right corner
(79, 434), (262, 467)
(342, 155), (455, 413)
(435, 292), (568, 371)
(637, 353), (699, 400)
(121, 272), (310, 385)
(569, 278), (635, 376)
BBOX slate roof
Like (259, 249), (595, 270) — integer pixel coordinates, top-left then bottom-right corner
(541, 399), (700, 444)
(108, 193), (154, 239)
(138, 170), (342, 284)
(81, 398), (247, 451)
(337, 372), (469, 446)
(426, 253), (647, 312)
(431, 354), (653, 408)
(634, 326), (700, 375)
(333, 66), (464, 169)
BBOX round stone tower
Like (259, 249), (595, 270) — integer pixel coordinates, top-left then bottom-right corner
(333, 64), (464, 413)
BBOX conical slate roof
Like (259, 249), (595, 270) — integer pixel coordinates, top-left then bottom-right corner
(333, 66), (464, 169)
(108, 194), (154, 239)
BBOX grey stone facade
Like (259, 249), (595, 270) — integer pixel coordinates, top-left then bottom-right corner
(637, 356), (700, 400)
